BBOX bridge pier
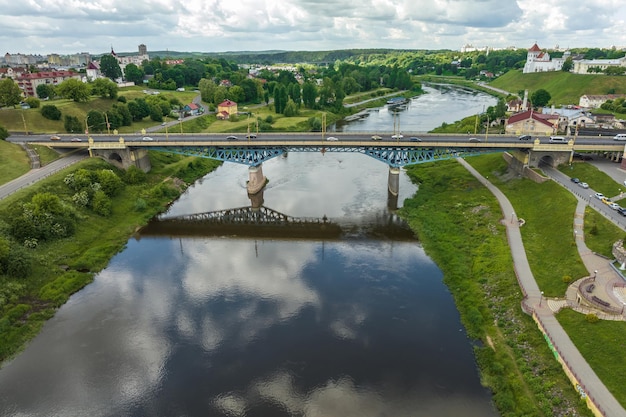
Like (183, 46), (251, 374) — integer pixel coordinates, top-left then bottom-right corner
(388, 166), (400, 196)
(247, 164), (267, 195)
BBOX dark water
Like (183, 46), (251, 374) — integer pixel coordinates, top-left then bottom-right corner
(0, 87), (499, 417)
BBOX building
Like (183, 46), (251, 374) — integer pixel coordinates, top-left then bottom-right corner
(16, 70), (81, 97)
(217, 100), (238, 119)
(579, 94), (626, 108)
(505, 109), (559, 135)
(522, 43), (568, 73)
(572, 57), (626, 74)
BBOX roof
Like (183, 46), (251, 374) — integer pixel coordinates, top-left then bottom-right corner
(528, 43), (542, 52)
(507, 110), (557, 128)
(218, 99), (237, 107)
(16, 70), (77, 80)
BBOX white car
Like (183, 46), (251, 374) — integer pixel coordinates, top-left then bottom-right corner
(578, 182), (589, 189)
(594, 192), (605, 200)
(142, 136), (154, 141)
(391, 134), (403, 139)
(609, 202), (621, 210)
(371, 135), (382, 140)
(326, 136), (339, 141)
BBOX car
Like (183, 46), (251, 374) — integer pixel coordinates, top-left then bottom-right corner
(50, 135), (61, 141)
(518, 134), (532, 141)
(594, 192), (605, 200)
(601, 197), (612, 205)
(623, 179), (626, 187)
(161, 122), (166, 126)
(468, 137), (481, 143)
(609, 202), (621, 210)
(613, 133), (626, 141)
(409, 137), (422, 142)
(142, 136), (154, 141)
(246, 133), (257, 139)
(570, 177), (580, 183)
(326, 136), (339, 141)
(70, 138), (82, 142)
(549, 136), (567, 143)
(391, 134), (404, 139)
(578, 182), (589, 189)
(371, 135), (382, 140)
(618, 207), (626, 216)
(226, 135), (238, 140)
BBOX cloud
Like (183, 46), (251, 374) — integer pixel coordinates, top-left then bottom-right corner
(0, 0), (625, 54)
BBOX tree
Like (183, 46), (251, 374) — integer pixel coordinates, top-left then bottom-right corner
(0, 124), (8, 140)
(561, 57), (573, 72)
(86, 110), (106, 133)
(123, 63), (145, 85)
(64, 115), (83, 134)
(56, 78), (90, 102)
(100, 54), (122, 80)
(25, 97), (40, 108)
(302, 82), (317, 108)
(90, 78), (118, 99)
(36, 84), (55, 99)
(0, 78), (22, 108)
(228, 85), (245, 103)
(41, 104), (62, 120)
(531, 89), (551, 107)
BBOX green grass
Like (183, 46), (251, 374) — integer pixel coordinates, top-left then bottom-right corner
(469, 153), (588, 296)
(490, 70), (626, 106)
(29, 145), (61, 166)
(0, 140), (30, 183)
(583, 207), (626, 257)
(557, 309), (626, 407)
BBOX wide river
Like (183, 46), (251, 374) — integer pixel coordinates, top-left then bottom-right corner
(0, 84), (499, 417)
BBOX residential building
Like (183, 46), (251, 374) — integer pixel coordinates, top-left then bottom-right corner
(217, 100), (237, 119)
(579, 94), (626, 108)
(16, 70), (81, 97)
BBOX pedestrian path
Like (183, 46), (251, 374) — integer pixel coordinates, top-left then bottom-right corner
(456, 157), (626, 417)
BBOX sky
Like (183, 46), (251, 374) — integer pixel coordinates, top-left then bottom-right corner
(2, 0), (626, 56)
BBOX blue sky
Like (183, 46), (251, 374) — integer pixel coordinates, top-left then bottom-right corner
(1, 0), (625, 55)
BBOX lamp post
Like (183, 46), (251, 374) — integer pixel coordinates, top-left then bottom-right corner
(539, 291), (544, 306)
(593, 270), (597, 281)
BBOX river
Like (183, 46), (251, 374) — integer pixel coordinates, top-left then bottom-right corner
(0, 84), (499, 417)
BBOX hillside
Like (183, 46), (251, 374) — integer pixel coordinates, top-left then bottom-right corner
(489, 70), (626, 106)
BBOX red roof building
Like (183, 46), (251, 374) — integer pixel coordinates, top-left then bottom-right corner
(16, 70), (81, 97)
(505, 110), (558, 135)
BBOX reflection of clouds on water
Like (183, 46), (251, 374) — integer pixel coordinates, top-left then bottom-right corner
(329, 303), (366, 340)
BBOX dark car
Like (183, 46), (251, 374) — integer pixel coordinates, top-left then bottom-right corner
(409, 137), (422, 142)
(226, 135), (238, 140)
(570, 177), (580, 183)
(518, 134), (532, 141)
(618, 207), (626, 217)
(468, 137), (481, 143)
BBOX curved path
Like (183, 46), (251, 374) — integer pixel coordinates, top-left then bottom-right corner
(457, 157), (626, 417)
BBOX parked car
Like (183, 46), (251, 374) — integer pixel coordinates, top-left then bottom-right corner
(570, 177), (580, 183)
(601, 197), (612, 205)
(594, 192), (605, 200)
(326, 136), (339, 141)
(618, 207), (626, 216)
(50, 135), (61, 141)
(578, 182), (589, 189)
(371, 135), (382, 140)
(142, 136), (154, 141)
(409, 137), (422, 142)
(609, 202), (621, 210)
(226, 135), (238, 140)
(468, 137), (481, 143)
(518, 134), (532, 141)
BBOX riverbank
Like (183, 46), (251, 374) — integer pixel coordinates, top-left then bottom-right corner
(400, 156), (594, 416)
(0, 153), (221, 363)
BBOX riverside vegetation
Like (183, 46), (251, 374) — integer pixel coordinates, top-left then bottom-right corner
(0, 152), (221, 362)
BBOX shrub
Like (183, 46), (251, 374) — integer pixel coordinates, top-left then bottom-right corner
(41, 104), (62, 120)
(24, 97), (40, 108)
(585, 313), (599, 323)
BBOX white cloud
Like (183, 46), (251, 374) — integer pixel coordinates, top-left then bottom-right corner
(0, 0), (625, 54)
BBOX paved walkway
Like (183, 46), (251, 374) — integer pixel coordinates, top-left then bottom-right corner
(457, 158), (626, 417)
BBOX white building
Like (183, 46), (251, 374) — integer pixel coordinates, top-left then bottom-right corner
(523, 43), (567, 73)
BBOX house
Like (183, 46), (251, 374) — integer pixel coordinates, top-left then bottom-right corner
(505, 109), (559, 135)
(579, 94), (626, 109)
(522, 43), (567, 73)
(506, 98), (524, 113)
(217, 100), (238, 118)
(182, 102), (201, 116)
(85, 61), (100, 81)
(219, 80), (233, 88)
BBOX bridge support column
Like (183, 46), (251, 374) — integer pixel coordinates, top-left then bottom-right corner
(247, 164), (267, 195)
(388, 166), (400, 196)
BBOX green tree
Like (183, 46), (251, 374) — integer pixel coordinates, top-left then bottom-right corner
(531, 89), (551, 107)
(36, 84), (55, 99)
(283, 99), (298, 117)
(25, 97), (40, 108)
(198, 78), (217, 103)
(0, 78), (22, 108)
(302, 82), (317, 108)
(0, 124), (8, 140)
(90, 78), (118, 99)
(56, 78), (90, 102)
(123, 63), (145, 85)
(100, 54), (122, 80)
(86, 110), (106, 133)
(228, 85), (245, 103)
(561, 57), (573, 72)
(64, 115), (84, 134)
(96, 169), (123, 196)
(41, 104), (62, 120)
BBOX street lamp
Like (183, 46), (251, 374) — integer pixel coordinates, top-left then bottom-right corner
(593, 270), (597, 281)
(539, 291), (544, 306)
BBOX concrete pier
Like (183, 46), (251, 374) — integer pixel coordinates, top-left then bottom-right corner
(388, 166), (400, 196)
(247, 164), (267, 195)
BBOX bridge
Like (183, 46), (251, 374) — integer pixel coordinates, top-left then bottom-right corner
(12, 132), (626, 196)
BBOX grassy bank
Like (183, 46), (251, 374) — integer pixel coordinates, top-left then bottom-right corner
(0, 140), (30, 184)
(0, 152), (221, 362)
(400, 157), (592, 416)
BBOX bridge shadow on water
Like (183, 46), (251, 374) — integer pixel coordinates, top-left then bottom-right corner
(138, 204), (417, 242)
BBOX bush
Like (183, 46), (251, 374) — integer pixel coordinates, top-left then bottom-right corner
(585, 313), (600, 323)
(25, 97), (40, 109)
(41, 104), (62, 120)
